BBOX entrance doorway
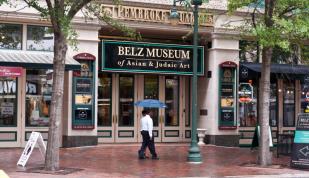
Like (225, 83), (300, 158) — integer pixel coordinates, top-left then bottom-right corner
(97, 73), (191, 143)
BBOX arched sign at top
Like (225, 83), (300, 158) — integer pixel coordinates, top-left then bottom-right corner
(220, 61), (237, 68)
(73, 53), (96, 61)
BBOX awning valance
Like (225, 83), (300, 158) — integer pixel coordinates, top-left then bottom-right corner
(0, 50), (80, 70)
(241, 62), (309, 75)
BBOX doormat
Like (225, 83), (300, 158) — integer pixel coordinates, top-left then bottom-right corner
(17, 167), (83, 175)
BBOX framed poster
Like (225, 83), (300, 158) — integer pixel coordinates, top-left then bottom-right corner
(72, 53), (96, 130)
(218, 61), (237, 129)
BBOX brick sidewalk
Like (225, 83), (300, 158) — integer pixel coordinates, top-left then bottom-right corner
(1, 144), (309, 178)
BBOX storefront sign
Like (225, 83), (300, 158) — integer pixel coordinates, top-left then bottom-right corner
(291, 114), (309, 169)
(100, 5), (213, 27)
(0, 66), (22, 77)
(102, 40), (204, 75)
(218, 61), (237, 130)
(239, 83), (253, 103)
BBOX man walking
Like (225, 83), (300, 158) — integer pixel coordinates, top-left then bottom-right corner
(138, 110), (159, 160)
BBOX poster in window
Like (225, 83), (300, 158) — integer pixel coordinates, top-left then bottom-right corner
(75, 94), (92, 105)
(75, 109), (92, 121)
(75, 78), (92, 93)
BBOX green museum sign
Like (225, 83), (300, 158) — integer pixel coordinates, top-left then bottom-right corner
(101, 40), (204, 75)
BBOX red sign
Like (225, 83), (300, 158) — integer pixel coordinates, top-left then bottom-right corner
(73, 53), (96, 61)
(0, 66), (22, 77)
(220, 61), (237, 68)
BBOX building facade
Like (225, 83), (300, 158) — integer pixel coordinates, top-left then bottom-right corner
(0, 0), (307, 148)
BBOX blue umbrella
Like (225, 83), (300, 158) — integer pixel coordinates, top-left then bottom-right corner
(134, 99), (167, 108)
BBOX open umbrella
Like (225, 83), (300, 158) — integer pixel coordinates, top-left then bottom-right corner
(134, 99), (167, 108)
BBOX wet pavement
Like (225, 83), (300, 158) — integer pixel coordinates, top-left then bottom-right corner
(1, 144), (309, 178)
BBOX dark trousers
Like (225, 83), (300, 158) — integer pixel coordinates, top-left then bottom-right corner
(139, 130), (157, 158)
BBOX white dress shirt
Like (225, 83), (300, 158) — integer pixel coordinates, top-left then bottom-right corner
(140, 114), (153, 138)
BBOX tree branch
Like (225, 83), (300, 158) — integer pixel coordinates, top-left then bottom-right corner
(67, 0), (92, 20)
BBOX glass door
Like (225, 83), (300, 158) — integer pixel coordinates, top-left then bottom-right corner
(161, 76), (182, 142)
(115, 74), (137, 142)
(97, 73), (113, 142)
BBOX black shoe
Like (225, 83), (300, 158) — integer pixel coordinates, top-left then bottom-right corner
(152, 156), (159, 160)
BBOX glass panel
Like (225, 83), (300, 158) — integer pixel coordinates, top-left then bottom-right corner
(0, 77), (17, 126)
(239, 83), (258, 127)
(98, 74), (112, 126)
(185, 78), (190, 127)
(144, 75), (159, 126)
(283, 81), (295, 127)
(301, 84), (309, 113)
(165, 76), (179, 126)
(119, 75), (134, 126)
(25, 69), (53, 127)
(0, 23), (22, 49)
(27, 25), (54, 51)
(269, 83), (277, 126)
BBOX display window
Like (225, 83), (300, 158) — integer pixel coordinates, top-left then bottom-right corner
(0, 77), (17, 126)
(239, 82), (257, 127)
(25, 69), (53, 127)
(283, 81), (295, 127)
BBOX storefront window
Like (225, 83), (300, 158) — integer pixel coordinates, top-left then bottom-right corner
(283, 81), (295, 127)
(98, 74), (112, 126)
(27, 25), (54, 51)
(144, 75), (159, 126)
(0, 23), (22, 50)
(25, 70), (53, 127)
(239, 83), (257, 127)
(269, 83), (277, 126)
(0, 77), (17, 126)
(165, 76), (179, 126)
(301, 83), (309, 113)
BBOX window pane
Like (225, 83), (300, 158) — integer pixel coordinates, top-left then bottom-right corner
(165, 76), (179, 126)
(119, 75), (134, 126)
(0, 23), (22, 49)
(239, 83), (257, 127)
(301, 84), (309, 113)
(27, 25), (54, 51)
(0, 77), (17, 126)
(269, 83), (277, 126)
(144, 75), (159, 127)
(283, 81), (295, 127)
(26, 69), (53, 127)
(98, 74), (112, 126)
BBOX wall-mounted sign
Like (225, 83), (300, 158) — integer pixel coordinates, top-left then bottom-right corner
(72, 53), (96, 130)
(291, 114), (309, 169)
(102, 40), (204, 76)
(100, 4), (214, 27)
(239, 83), (253, 103)
(218, 61), (237, 130)
(0, 66), (22, 77)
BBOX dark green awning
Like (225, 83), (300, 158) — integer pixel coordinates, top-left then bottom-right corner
(241, 62), (309, 75)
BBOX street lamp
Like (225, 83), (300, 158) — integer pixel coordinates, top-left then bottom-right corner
(169, 0), (202, 163)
